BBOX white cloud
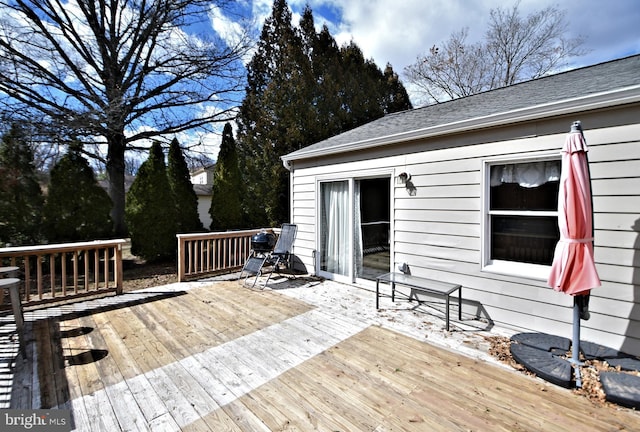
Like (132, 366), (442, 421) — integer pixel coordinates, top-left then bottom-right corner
(301, 0), (640, 74)
(201, 0), (639, 158)
(209, 5), (246, 47)
(312, 0), (493, 72)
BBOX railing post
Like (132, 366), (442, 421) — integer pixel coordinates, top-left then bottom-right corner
(177, 235), (186, 282)
(115, 243), (123, 295)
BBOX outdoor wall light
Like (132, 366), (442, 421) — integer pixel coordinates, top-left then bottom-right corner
(398, 262), (410, 273)
(396, 172), (411, 184)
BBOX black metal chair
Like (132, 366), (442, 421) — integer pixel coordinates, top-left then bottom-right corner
(240, 224), (297, 288)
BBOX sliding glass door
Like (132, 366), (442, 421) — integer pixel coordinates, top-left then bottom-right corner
(318, 177), (390, 282)
(319, 181), (351, 276)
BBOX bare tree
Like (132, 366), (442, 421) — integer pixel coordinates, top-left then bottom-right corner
(404, 2), (587, 105)
(0, 0), (251, 235)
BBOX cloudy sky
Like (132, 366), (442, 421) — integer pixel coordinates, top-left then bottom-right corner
(193, 0), (639, 159)
(240, 0), (640, 98)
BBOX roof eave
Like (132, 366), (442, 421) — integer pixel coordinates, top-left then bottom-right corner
(282, 84), (640, 163)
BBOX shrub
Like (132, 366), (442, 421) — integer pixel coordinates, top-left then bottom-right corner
(167, 138), (203, 233)
(43, 144), (113, 242)
(125, 142), (177, 261)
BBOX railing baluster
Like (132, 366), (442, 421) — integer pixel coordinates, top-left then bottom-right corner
(104, 248), (109, 289)
(36, 256), (43, 300)
(61, 252), (67, 296)
(73, 250), (79, 293)
(50, 254), (56, 297)
(206, 239), (210, 272)
(84, 250), (89, 292)
(24, 257), (31, 302)
(94, 249), (99, 290)
(196, 240), (201, 274)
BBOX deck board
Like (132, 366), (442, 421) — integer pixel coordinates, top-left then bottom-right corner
(5, 280), (640, 431)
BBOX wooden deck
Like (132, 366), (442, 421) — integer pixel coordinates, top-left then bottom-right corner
(3, 278), (639, 431)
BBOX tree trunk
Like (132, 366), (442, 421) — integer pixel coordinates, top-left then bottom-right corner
(107, 134), (127, 236)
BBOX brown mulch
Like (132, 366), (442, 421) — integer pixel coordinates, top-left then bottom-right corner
(484, 335), (639, 409)
(121, 258), (178, 292)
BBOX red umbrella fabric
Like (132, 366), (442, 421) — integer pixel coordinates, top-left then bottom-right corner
(548, 122), (601, 295)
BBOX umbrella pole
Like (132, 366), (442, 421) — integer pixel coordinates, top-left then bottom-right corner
(572, 299), (583, 388)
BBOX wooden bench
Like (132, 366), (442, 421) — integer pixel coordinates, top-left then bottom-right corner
(376, 272), (462, 331)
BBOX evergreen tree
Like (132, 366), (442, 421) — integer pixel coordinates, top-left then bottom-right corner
(125, 142), (177, 261)
(236, 0), (314, 227)
(299, 10), (344, 139)
(338, 42), (386, 130)
(299, 8), (412, 131)
(0, 124), (44, 245)
(43, 142), (113, 242)
(236, 1), (412, 226)
(168, 138), (204, 233)
(383, 63), (413, 114)
(209, 123), (245, 231)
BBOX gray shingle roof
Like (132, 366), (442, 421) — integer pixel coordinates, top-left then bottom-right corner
(283, 55), (640, 162)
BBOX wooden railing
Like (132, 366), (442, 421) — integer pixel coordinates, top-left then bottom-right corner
(177, 229), (276, 281)
(0, 239), (126, 309)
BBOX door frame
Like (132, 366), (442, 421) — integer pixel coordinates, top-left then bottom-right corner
(315, 170), (394, 285)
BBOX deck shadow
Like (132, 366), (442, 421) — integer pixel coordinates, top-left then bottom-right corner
(65, 348), (109, 366)
(5, 289), (187, 416)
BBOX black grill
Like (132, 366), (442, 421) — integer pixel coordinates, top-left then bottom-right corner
(251, 232), (276, 252)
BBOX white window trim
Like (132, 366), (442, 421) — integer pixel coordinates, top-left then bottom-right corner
(481, 153), (560, 281)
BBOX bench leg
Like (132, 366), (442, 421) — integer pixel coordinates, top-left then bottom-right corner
(376, 280), (380, 309)
(458, 287), (462, 321)
(445, 294), (450, 331)
(9, 283), (27, 359)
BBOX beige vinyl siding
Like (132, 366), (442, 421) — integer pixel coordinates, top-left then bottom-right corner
(589, 127), (640, 355)
(196, 195), (212, 230)
(288, 120), (640, 355)
(290, 175), (316, 269)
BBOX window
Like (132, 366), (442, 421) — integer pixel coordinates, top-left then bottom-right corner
(484, 158), (561, 277)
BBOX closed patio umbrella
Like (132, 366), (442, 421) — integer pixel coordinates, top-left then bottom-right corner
(547, 121), (601, 387)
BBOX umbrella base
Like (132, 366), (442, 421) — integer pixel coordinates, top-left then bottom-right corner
(600, 372), (640, 409)
(510, 332), (640, 406)
(510, 343), (573, 388)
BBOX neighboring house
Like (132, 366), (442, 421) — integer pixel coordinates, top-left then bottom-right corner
(190, 165), (215, 229)
(282, 55), (640, 356)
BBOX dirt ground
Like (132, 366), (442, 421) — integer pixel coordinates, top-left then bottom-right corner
(120, 241), (178, 292)
(121, 258), (178, 292)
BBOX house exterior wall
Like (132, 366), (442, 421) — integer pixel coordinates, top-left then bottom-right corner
(197, 195), (212, 229)
(191, 170), (212, 185)
(287, 107), (640, 356)
(190, 167), (214, 229)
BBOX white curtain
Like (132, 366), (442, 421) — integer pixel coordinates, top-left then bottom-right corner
(321, 181), (349, 275)
(490, 161), (560, 188)
(354, 181), (363, 278)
